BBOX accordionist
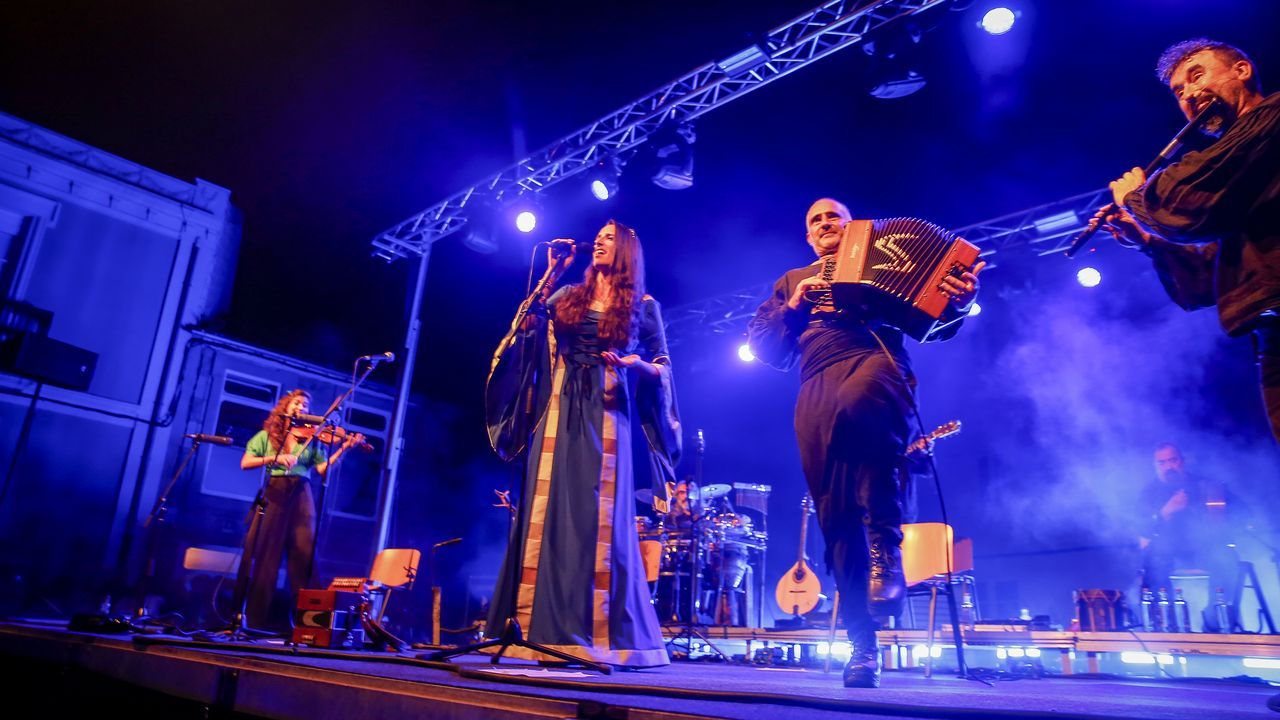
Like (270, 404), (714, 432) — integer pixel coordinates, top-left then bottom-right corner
(746, 197), (984, 689)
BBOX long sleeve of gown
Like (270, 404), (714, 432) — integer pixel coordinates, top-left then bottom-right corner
(635, 297), (681, 511)
(747, 275), (808, 371)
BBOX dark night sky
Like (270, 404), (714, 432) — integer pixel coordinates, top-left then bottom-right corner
(5, 1), (1280, 620)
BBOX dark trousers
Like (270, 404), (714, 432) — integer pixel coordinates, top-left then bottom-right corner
(243, 474), (316, 628)
(794, 350), (913, 640)
(1255, 316), (1280, 443)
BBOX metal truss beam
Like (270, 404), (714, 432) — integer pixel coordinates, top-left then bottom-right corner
(664, 187), (1113, 346)
(371, 0), (950, 260)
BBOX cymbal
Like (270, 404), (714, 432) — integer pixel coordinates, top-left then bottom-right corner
(700, 483), (731, 500)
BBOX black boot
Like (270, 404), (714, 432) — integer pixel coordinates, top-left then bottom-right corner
(843, 626), (881, 688)
(868, 537), (905, 617)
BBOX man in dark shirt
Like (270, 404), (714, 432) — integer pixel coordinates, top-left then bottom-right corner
(1098, 38), (1280, 440)
(1137, 443), (1240, 630)
(747, 198), (982, 687)
(1139, 444), (1237, 590)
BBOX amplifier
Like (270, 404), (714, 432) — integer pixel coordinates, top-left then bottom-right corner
(292, 589), (366, 648)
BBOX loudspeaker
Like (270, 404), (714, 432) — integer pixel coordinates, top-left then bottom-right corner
(0, 331), (97, 391)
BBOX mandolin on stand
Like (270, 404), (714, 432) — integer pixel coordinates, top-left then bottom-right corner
(774, 494), (821, 617)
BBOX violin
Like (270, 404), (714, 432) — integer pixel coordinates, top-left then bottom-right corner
(290, 424), (374, 452)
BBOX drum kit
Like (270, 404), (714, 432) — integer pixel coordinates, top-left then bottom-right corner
(635, 482), (770, 627)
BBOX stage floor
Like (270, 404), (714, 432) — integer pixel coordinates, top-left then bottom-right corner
(1, 620), (1276, 719)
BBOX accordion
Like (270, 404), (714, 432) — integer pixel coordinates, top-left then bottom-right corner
(818, 217), (980, 341)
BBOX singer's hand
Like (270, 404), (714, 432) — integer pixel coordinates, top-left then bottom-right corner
(547, 239), (577, 273)
(1109, 167), (1146, 207)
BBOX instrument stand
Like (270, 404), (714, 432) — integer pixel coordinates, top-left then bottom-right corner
(425, 288), (612, 674)
(664, 530), (728, 661)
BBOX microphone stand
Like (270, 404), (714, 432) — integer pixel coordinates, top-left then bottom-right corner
(1065, 97), (1224, 257)
(298, 359), (382, 601)
(423, 251), (613, 674)
(130, 436), (211, 625)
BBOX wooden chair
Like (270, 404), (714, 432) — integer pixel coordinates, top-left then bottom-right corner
(901, 522), (973, 676)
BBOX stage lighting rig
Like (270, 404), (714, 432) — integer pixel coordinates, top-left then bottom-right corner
(461, 205), (499, 254)
(648, 122), (696, 190)
(588, 157), (623, 201)
(863, 22), (927, 99)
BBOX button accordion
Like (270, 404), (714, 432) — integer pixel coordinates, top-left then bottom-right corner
(817, 217), (980, 341)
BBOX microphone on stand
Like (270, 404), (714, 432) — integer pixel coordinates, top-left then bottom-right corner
(184, 433), (234, 445)
(273, 411), (328, 425)
(359, 351), (396, 365)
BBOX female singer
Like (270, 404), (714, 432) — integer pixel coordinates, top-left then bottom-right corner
(485, 220), (681, 667)
(239, 389), (363, 628)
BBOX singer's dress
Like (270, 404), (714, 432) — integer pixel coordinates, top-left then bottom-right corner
(484, 288), (681, 667)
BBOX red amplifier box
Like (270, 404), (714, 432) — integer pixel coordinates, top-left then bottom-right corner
(292, 589), (366, 648)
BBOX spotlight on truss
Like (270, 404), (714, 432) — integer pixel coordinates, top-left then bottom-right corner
(980, 7), (1017, 35)
(737, 343), (756, 363)
(863, 22), (927, 100)
(515, 210), (537, 233)
(461, 205), (499, 254)
(588, 157), (623, 201)
(648, 122), (695, 190)
(1076, 267), (1102, 288)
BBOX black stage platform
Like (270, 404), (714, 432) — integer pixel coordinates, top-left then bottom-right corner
(2, 621), (1276, 719)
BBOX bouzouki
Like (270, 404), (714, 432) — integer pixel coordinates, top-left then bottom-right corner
(774, 494), (821, 617)
(906, 420), (961, 457)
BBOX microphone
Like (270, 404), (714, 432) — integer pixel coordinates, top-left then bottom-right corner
(546, 238), (591, 256)
(359, 351), (396, 364)
(274, 411), (328, 425)
(185, 433), (234, 445)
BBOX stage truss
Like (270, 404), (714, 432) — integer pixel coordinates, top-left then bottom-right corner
(370, 0), (951, 260)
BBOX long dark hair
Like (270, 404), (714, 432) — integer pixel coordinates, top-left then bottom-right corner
(264, 389), (310, 450)
(553, 220), (646, 349)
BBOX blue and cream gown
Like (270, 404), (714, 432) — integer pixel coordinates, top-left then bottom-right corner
(484, 288), (681, 667)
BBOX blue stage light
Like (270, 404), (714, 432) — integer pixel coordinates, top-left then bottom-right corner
(737, 343), (756, 362)
(980, 7), (1016, 35)
(1077, 267), (1102, 288)
(968, 302), (982, 317)
(515, 210), (537, 233)
(590, 179), (611, 201)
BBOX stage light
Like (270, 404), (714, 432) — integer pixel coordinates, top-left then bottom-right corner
(1008, 647), (1025, 658)
(1032, 210), (1078, 235)
(648, 122), (695, 190)
(1076, 267), (1102, 288)
(1120, 651), (1174, 665)
(717, 43), (770, 76)
(1243, 658), (1280, 669)
(460, 203), (499, 254)
(968, 302), (982, 317)
(980, 7), (1016, 35)
(515, 210), (537, 233)
(996, 647), (1007, 659)
(1026, 647), (1042, 658)
(587, 158), (622, 201)
(737, 343), (756, 362)
(863, 22), (927, 99)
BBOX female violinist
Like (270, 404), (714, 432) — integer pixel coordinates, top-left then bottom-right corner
(239, 389), (364, 629)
